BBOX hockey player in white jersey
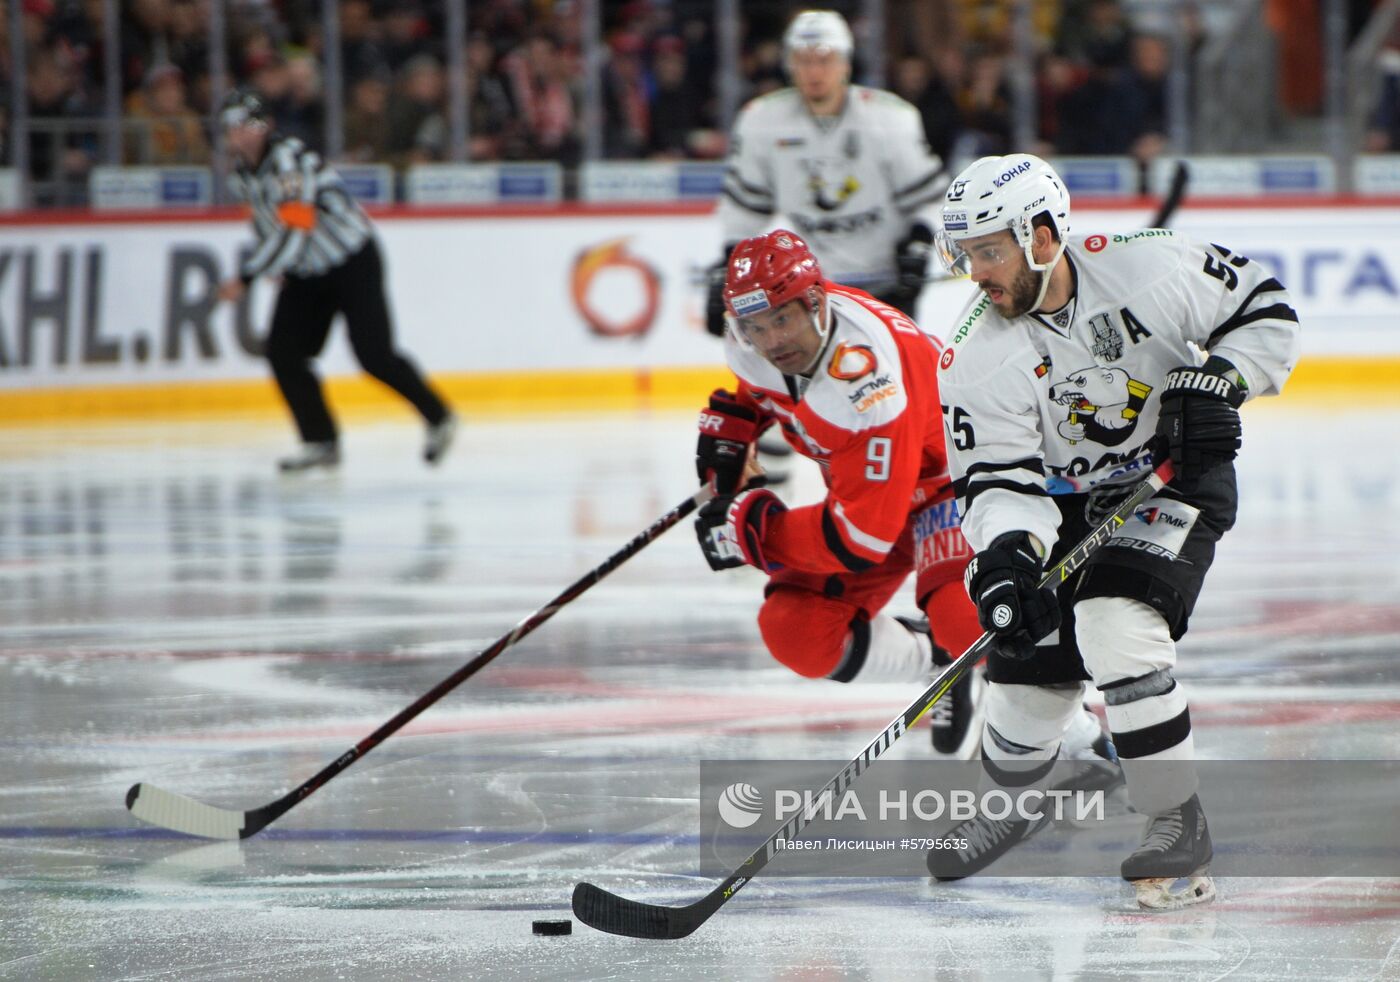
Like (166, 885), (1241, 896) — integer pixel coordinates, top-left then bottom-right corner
(705, 9), (946, 330)
(927, 154), (1300, 909)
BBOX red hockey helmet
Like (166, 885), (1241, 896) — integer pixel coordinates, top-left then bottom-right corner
(722, 230), (823, 321)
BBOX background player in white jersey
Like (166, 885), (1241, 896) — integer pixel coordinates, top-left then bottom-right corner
(705, 10), (946, 541)
(928, 154), (1301, 909)
(692, 229), (1120, 775)
(705, 9), (946, 332)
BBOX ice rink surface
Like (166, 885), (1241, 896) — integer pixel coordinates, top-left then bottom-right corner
(1, 401), (1398, 981)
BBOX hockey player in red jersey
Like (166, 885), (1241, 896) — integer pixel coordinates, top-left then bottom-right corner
(693, 230), (1124, 769)
(694, 230), (979, 720)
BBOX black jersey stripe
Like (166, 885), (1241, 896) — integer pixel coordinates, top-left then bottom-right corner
(894, 168), (944, 201)
(964, 478), (1051, 508)
(724, 168), (773, 200)
(820, 504), (876, 573)
(1206, 302), (1300, 347)
(722, 187), (775, 216)
(966, 457), (1046, 477)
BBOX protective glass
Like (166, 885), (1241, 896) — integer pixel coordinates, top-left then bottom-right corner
(935, 229), (1016, 277)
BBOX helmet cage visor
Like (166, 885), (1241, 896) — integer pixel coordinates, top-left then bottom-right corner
(934, 228), (1023, 277)
(936, 213), (1062, 277)
(725, 289), (828, 364)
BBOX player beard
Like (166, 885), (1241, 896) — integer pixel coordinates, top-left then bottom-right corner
(982, 263), (1044, 318)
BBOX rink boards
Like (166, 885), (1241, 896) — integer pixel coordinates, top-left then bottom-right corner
(0, 199), (1396, 420)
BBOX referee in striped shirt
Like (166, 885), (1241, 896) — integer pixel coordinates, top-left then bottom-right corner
(216, 90), (456, 472)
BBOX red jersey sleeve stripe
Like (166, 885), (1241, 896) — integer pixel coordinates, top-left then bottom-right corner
(819, 500), (896, 572)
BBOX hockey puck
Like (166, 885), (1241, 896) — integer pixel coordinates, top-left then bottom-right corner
(532, 919), (572, 936)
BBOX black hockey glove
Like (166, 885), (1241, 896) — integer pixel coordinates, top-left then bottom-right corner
(887, 223), (934, 315)
(704, 245), (739, 338)
(695, 488), (787, 572)
(964, 532), (1060, 661)
(696, 389), (760, 496)
(1154, 355), (1246, 487)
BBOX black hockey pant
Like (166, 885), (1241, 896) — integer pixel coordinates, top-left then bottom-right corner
(264, 238), (449, 445)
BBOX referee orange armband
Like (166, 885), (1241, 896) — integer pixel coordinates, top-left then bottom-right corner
(276, 201), (317, 231)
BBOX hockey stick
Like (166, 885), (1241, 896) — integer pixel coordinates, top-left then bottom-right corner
(126, 485), (715, 840)
(1149, 160), (1190, 229)
(573, 459), (1174, 938)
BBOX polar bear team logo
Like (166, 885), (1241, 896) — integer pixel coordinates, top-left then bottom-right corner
(1049, 367), (1153, 447)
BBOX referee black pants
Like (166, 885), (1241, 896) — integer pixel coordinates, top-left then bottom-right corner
(265, 238), (450, 445)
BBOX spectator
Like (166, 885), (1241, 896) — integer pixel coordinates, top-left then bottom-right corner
(340, 0), (389, 87)
(648, 36), (705, 159)
(166, 0), (210, 95)
(343, 72), (391, 162)
(1056, 43), (1141, 156)
(248, 52), (292, 119)
(125, 63), (209, 164)
(1122, 33), (1171, 169)
(1034, 51), (1088, 156)
(51, 0), (105, 96)
(953, 50), (1013, 158)
(121, 0), (173, 95)
(26, 48), (97, 205)
(381, 0), (433, 74)
(743, 37), (785, 98)
(1366, 41), (1400, 151)
(602, 33), (649, 159)
(464, 32), (515, 160)
(279, 54), (326, 153)
(501, 33), (579, 164)
(1057, 0), (1132, 70)
(891, 53), (961, 166)
(237, 28), (280, 84)
(386, 53), (448, 167)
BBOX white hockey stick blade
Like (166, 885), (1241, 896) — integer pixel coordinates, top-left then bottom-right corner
(1134, 873), (1217, 911)
(127, 783), (245, 840)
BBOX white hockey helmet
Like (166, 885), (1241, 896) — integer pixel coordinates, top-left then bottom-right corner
(936, 153), (1071, 277)
(783, 10), (854, 61)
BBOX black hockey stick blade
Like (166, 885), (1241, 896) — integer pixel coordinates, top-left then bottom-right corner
(1149, 160), (1190, 228)
(572, 882), (702, 940)
(573, 461), (1174, 937)
(126, 486), (712, 839)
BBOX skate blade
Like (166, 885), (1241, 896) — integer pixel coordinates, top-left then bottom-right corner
(1133, 873), (1216, 911)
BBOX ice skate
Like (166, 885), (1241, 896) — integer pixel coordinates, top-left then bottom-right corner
(928, 657), (981, 758)
(1122, 792), (1217, 910)
(278, 441), (340, 473)
(927, 806), (1050, 881)
(424, 414), (458, 465)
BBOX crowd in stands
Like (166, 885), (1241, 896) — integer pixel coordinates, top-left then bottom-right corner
(0, 0), (1357, 203)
